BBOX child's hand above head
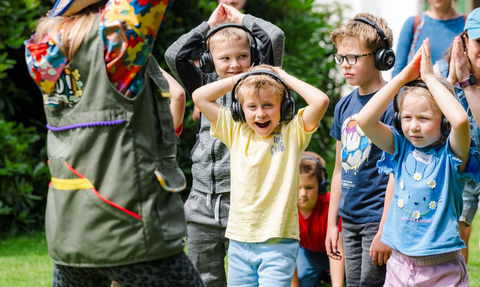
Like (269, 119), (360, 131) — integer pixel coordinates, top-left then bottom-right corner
(272, 66), (290, 81)
(207, 3), (228, 28)
(222, 3), (245, 24)
(396, 44), (422, 84)
(420, 38), (436, 82)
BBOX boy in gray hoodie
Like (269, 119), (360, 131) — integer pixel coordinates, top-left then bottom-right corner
(165, 3), (284, 286)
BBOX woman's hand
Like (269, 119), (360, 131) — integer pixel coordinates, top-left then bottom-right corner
(446, 39), (458, 85)
(454, 36), (472, 83)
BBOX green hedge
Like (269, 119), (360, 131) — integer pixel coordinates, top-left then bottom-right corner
(1, 0), (346, 233)
(0, 117), (50, 235)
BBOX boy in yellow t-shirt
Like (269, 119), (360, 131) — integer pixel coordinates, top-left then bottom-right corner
(193, 64), (329, 286)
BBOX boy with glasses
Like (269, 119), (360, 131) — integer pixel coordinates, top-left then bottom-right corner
(325, 13), (395, 286)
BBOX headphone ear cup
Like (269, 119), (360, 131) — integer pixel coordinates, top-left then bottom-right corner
(231, 101), (246, 123)
(381, 49), (396, 71)
(374, 48), (396, 71)
(318, 178), (330, 193)
(374, 48), (385, 70)
(280, 96), (295, 122)
(394, 112), (403, 135)
(441, 116), (451, 137)
(200, 51), (214, 73)
(250, 45), (260, 66)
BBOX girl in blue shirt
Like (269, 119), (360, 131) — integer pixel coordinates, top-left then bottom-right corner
(357, 38), (480, 286)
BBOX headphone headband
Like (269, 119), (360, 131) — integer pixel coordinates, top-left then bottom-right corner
(393, 79), (428, 113)
(353, 17), (395, 71)
(393, 79), (450, 136)
(353, 17), (390, 52)
(230, 70), (294, 123)
(231, 70), (290, 100)
(202, 23), (258, 53)
(200, 23), (260, 73)
(301, 155), (322, 166)
(301, 155), (329, 193)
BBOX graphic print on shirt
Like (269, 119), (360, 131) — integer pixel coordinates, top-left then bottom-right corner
(340, 114), (371, 174)
(44, 67), (84, 108)
(394, 149), (440, 223)
(270, 132), (285, 155)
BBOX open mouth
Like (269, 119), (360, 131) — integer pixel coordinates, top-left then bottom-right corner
(256, 121), (270, 129)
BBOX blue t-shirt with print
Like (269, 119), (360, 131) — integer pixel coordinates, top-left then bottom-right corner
(330, 88), (394, 223)
(378, 129), (480, 256)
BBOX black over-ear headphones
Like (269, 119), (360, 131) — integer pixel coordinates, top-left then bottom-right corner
(302, 155), (330, 193)
(200, 23), (260, 73)
(230, 70), (295, 123)
(353, 17), (395, 71)
(393, 80), (451, 137)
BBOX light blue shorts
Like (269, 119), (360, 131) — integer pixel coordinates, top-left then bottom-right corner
(460, 180), (480, 226)
(227, 238), (299, 287)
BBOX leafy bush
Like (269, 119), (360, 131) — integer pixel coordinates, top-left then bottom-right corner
(0, 0), (49, 120)
(0, 117), (50, 235)
(1, 0), (346, 230)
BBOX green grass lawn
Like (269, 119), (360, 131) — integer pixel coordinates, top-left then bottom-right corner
(1, 215), (480, 286)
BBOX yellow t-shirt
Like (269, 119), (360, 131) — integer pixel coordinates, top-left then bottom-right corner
(211, 106), (316, 242)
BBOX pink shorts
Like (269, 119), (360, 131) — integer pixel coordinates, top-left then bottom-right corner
(384, 249), (468, 287)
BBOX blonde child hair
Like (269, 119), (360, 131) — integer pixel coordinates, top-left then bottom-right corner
(34, 3), (104, 60)
(234, 64), (286, 104)
(330, 13), (393, 52)
(397, 76), (454, 115)
(207, 23), (251, 51)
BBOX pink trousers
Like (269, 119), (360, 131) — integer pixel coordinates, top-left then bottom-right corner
(384, 249), (468, 287)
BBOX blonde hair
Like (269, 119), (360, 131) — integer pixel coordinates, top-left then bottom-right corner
(234, 65), (286, 104)
(33, 2), (103, 60)
(330, 13), (393, 53)
(207, 24), (251, 52)
(397, 76), (455, 116)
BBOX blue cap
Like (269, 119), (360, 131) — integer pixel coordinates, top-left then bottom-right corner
(48, 0), (101, 17)
(465, 8), (480, 40)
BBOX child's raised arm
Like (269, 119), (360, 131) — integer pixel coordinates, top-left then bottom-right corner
(272, 67), (329, 132)
(420, 39), (470, 171)
(160, 67), (186, 131)
(192, 74), (243, 125)
(357, 48), (423, 155)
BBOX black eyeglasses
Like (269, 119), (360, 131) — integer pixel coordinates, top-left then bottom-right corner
(334, 53), (375, 65)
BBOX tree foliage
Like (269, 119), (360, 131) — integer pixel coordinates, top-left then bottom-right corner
(1, 0), (346, 232)
(0, 117), (50, 235)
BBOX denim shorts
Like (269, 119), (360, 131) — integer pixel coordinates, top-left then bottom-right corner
(459, 180), (480, 226)
(296, 247), (329, 287)
(227, 238), (299, 287)
(384, 250), (468, 287)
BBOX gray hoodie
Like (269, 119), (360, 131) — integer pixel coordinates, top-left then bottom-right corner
(165, 15), (285, 194)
